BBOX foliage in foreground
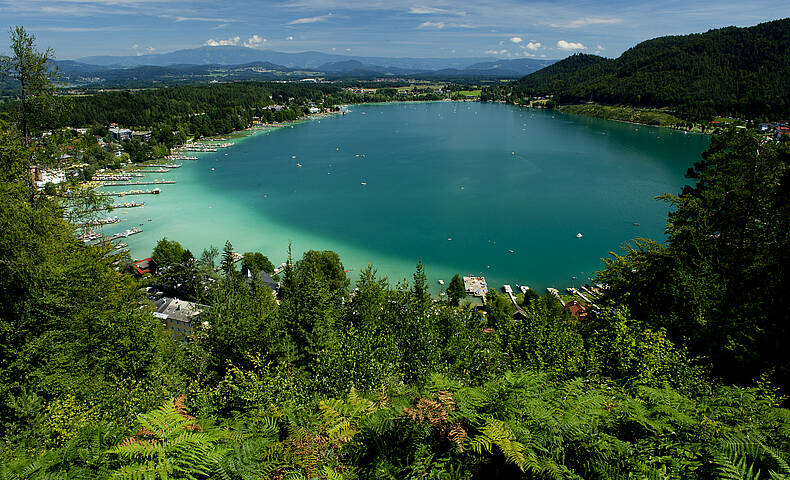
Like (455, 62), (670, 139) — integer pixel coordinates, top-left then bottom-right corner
(2, 27), (790, 479)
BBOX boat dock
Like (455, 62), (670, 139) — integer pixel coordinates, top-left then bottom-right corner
(567, 288), (600, 309)
(111, 202), (145, 208)
(83, 227), (143, 245)
(463, 276), (489, 305)
(580, 285), (599, 299)
(97, 188), (161, 197)
(503, 285), (526, 316)
(546, 288), (565, 306)
(99, 181), (175, 187)
(93, 173), (144, 181)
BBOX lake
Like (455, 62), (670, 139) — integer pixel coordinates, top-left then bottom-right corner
(101, 101), (709, 292)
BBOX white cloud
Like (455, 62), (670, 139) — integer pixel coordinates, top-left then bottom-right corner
(549, 17), (622, 28)
(174, 16), (235, 22)
(288, 13), (332, 24)
(484, 49), (508, 55)
(418, 21), (445, 29)
(526, 41), (541, 51)
(509, 36), (522, 43)
(132, 44), (156, 54)
(594, 44), (604, 54)
(287, 35), (294, 40)
(243, 34), (266, 48)
(409, 6), (447, 14)
(408, 6), (465, 15)
(556, 40), (586, 50)
(204, 36), (241, 46)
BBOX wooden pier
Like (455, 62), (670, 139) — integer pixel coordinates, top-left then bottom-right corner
(99, 181), (176, 187)
(546, 288), (565, 306)
(97, 188), (161, 197)
(503, 285), (526, 316)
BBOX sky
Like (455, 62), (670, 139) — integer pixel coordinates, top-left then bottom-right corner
(1, 0), (789, 60)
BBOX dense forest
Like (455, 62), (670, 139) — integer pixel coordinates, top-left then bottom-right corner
(0, 81), (449, 139)
(484, 18), (790, 121)
(2, 26), (790, 479)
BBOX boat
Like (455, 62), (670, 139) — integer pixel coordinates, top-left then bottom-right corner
(438, 280), (445, 285)
(508, 249), (515, 253)
(576, 233), (583, 238)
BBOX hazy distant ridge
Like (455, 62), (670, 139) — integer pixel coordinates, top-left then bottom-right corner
(74, 45), (554, 73)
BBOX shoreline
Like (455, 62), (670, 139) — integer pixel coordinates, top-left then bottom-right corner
(106, 100), (687, 301)
(506, 101), (715, 134)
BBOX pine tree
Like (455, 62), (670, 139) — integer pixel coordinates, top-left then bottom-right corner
(447, 274), (466, 306)
(221, 240), (235, 276)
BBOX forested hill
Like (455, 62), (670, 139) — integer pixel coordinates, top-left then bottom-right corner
(501, 18), (790, 120)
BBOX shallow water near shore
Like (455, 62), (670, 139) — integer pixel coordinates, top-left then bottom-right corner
(101, 102), (709, 293)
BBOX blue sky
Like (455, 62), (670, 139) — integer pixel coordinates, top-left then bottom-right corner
(2, 0), (789, 60)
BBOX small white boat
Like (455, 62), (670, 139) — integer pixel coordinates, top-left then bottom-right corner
(576, 232), (583, 238)
(438, 280), (445, 285)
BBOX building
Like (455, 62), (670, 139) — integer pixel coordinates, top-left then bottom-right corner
(132, 130), (152, 142)
(565, 301), (588, 319)
(133, 258), (153, 276)
(109, 127), (132, 141)
(153, 297), (207, 337)
(245, 269), (280, 298)
(30, 165), (66, 189)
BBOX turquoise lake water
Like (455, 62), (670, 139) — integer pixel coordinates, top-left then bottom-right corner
(100, 102), (709, 292)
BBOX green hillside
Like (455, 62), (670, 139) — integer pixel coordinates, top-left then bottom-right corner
(489, 18), (790, 120)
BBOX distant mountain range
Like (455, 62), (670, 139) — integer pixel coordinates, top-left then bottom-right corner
(74, 45), (554, 72)
(30, 46), (557, 87)
(509, 18), (790, 120)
